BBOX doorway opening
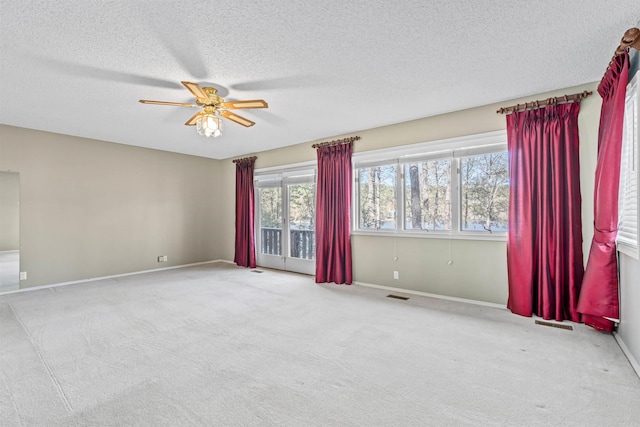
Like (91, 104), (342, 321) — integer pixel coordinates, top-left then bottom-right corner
(0, 171), (20, 292)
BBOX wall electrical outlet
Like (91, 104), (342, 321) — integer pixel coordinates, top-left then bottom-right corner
(20, 271), (27, 280)
(157, 256), (168, 263)
(393, 271), (399, 280)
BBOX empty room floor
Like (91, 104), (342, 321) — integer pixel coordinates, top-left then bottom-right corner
(1, 262), (639, 426)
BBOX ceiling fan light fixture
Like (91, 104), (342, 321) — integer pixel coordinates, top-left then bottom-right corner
(196, 112), (222, 138)
(140, 81), (267, 136)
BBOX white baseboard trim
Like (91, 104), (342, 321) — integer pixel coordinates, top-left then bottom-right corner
(0, 259), (231, 296)
(613, 332), (640, 379)
(0, 250), (19, 254)
(354, 281), (507, 310)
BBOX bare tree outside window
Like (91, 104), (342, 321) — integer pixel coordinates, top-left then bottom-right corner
(460, 153), (509, 232)
(404, 159), (451, 230)
(358, 164), (397, 229)
(409, 164), (421, 229)
(259, 187), (282, 228)
(259, 187), (283, 255)
(288, 183), (315, 260)
(288, 183), (315, 230)
(353, 135), (509, 236)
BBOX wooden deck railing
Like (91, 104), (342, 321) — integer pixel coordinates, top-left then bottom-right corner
(260, 228), (315, 259)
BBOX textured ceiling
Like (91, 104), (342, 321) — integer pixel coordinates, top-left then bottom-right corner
(1, 1), (639, 159)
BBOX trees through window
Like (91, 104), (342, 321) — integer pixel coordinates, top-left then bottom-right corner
(354, 133), (509, 237)
(404, 159), (452, 230)
(460, 152), (509, 232)
(357, 164), (397, 229)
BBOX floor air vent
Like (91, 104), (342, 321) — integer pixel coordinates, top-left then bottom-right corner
(251, 270), (264, 273)
(386, 294), (409, 300)
(535, 320), (573, 330)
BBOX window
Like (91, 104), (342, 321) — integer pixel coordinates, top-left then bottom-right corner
(357, 163), (397, 230)
(353, 131), (508, 239)
(617, 70), (639, 259)
(460, 152), (509, 232)
(404, 159), (451, 230)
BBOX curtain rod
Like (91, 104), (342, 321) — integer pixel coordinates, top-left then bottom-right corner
(600, 27), (640, 81)
(311, 136), (360, 149)
(610, 27), (640, 65)
(232, 156), (257, 164)
(496, 91), (592, 115)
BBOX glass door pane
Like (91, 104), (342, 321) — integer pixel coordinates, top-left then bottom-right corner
(288, 183), (315, 260)
(259, 187), (283, 256)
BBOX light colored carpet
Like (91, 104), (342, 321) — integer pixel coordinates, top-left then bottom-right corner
(1, 262), (638, 426)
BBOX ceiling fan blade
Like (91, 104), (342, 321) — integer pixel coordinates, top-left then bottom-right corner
(219, 110), (255, 127)
(181, 81), (208, 100)
(185, 111), (205, 126)
(139, 100), (198, 107)
(221, 99), (268, 110)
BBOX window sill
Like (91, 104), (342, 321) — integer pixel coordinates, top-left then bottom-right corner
(617, 242), (640, 260)
(351, 229), (507, 242)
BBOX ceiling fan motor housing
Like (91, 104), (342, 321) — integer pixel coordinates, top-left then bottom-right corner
(197, 87), (223, 107)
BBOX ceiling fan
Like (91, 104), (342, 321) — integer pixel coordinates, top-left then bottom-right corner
(139, 81), (268, 137)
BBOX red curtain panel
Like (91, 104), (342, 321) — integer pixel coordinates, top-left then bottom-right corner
(315, 143), (353, 284)
(578, 52), (630, 332)
(506, 103), (584, 322)
(234, 158), (257, 268)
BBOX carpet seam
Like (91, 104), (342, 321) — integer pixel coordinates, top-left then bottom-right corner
(8, 303), (73, 412)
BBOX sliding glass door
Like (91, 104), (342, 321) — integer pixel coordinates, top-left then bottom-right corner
(256, 169), (316, 275)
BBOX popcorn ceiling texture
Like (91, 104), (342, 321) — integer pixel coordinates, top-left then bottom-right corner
(1, 1), (638, 159)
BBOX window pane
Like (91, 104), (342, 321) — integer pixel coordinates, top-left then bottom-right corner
(259, 187), (282, 255)
(460, 152), (509, 232)
(404, 159), (451, 230)
(358, 164), (397, 229)
(288, 183), (315, 260)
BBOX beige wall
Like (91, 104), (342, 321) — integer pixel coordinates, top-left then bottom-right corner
(618, 254), (640, 373)
(1, 78), (633, 364)
(0, 171), (20, 251)
(0, 81), (602, 305)
(219, 82), (601, 305)
(0, 125), (223, 288)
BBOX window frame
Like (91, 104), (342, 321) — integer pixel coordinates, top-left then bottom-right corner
(354, 159), (400, 232)
(457, 148), (510, 234)
(617, 70), (640, 259)
(401, 156), (454, 232)
(352, 130), (508, 241)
